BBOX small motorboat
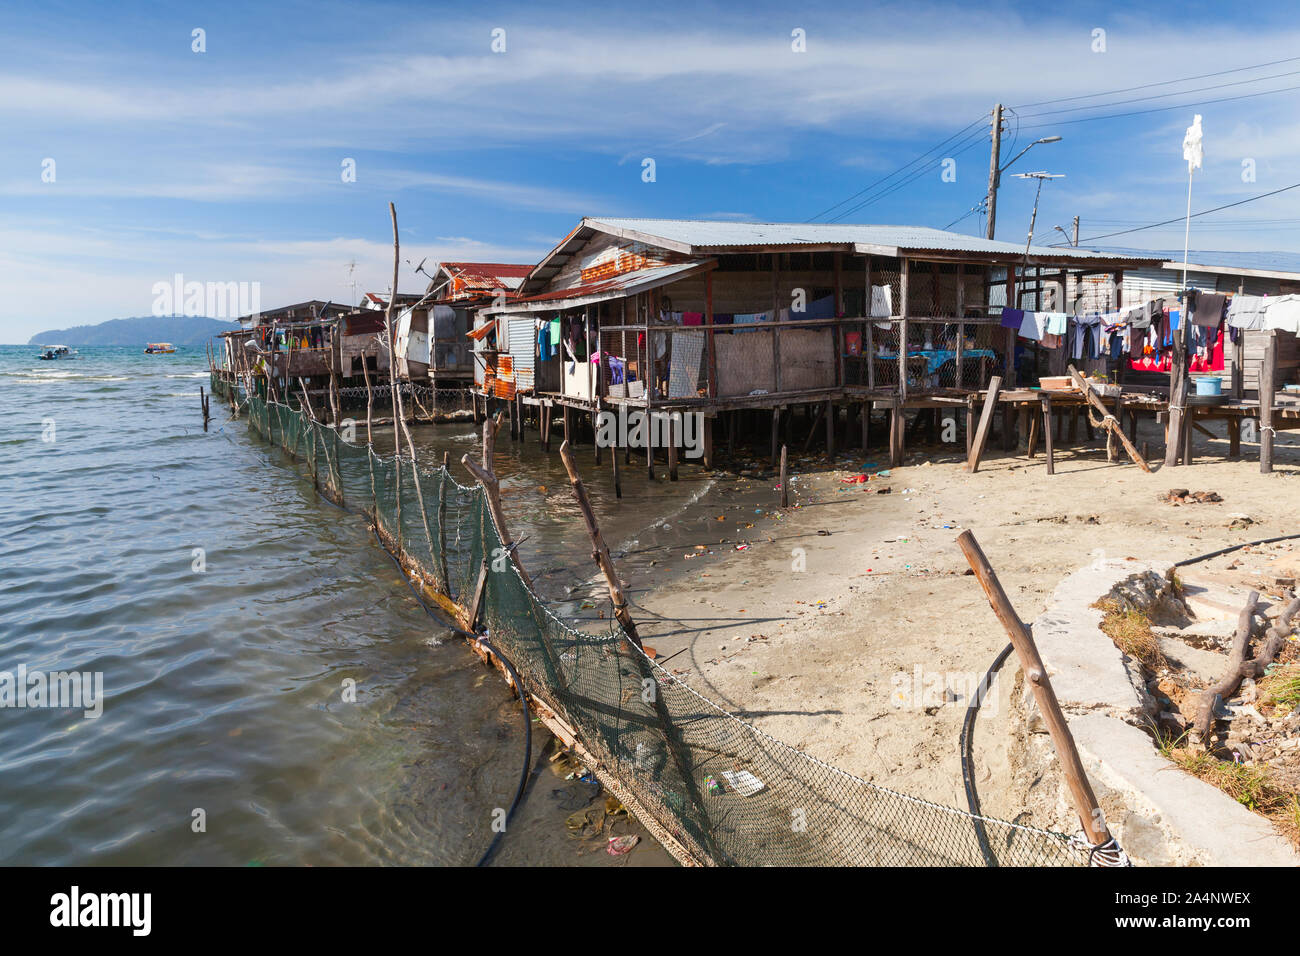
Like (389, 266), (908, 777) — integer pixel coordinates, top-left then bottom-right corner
(37, 345), (76, 360)
(144, 342), (177, 354)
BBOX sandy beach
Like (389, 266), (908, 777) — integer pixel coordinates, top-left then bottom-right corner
(628, 418), (1300, 831)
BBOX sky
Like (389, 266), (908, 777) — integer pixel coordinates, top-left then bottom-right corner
(3, 0), (1300, 341)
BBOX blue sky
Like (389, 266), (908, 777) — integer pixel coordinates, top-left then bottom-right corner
(3, 0), (1300, 341)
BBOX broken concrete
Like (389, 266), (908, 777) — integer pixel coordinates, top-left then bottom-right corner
(1027, 559), (1164, 724)
(1069, 713), (1300, 867)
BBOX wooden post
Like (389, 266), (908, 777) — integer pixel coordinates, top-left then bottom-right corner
(667, 412), (678, 480)
(889, 404), (904, 467)
(1067, 366), (1150, 471)
(957, 531), (1112, 848)
(779, 443), (790, 507)
(770, 406), (781, 467)
(825, 400), (835, 457)
(611, 416), (622, 499)
(557, 449), (722, 862)
(705, 271), (717, 399)
(701, 415), (713, 469)
(1041, 395), (1055, 475)
(771, 254), (782, 394)
(955, 269), (965, 389)
(966, 376), (1003, 473)
(559, 440), (640, 645)
(1261, 331), (1276, 474)
(361, 349), (375, 445)
(438, 450), (450, 590)
(898, 258), (910, 402)
(461, 419), (534, 592)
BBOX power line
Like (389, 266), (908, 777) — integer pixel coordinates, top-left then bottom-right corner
(1010, 55), (1300, 109)
(827, 125), (992, 222)
(1053, 182), (1300, 245)
(1017, 81), (1300, 130)
(806, 114), (987, 222)
(1016, 67), (1300, 119)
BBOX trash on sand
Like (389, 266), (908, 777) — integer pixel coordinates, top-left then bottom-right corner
(840, 474), (870, 484)
(607, 835), (640, 855)
(721, 770), (766, 796)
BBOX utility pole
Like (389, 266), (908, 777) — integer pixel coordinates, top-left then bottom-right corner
(1072, 215), (1080, 247)
(985, 104), (1003, 240)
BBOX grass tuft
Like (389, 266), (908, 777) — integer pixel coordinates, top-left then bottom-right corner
(1095, 599), (1167, 672)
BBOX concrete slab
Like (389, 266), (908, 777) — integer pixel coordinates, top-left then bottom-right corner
(1069, 713), (1299, 867)
(1030, 559), (1161, 723)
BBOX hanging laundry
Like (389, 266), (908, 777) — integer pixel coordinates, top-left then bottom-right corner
(1262, 294), (1300, 334)
(1000, 307), (1024, 330)
(1018, 310), (1048, 342)
(682, 312), (704, 327)
(1227, 294), (1266, 330)
(537, 321), (552, 361)
(799, 294), (837, 320)
(870, 285), (894, 318)
(1191, 291), (1226, 328)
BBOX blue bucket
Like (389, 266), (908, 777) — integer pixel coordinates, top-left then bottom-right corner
(1195, 376), (1222, 397)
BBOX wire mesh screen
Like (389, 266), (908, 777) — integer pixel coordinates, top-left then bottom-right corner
(232, 384), (1088, 868)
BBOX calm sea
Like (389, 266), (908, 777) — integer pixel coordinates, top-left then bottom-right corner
(0, 343), (765, 866)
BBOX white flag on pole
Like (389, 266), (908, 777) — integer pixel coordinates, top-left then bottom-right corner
(1182, 114), (1203, 171)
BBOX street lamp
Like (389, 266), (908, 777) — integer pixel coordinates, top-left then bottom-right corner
(1014, 171), (1065, 257)
(985, 123), (1062, 240)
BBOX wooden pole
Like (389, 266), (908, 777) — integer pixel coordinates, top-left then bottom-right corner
(383, 203), (404, 546)
(965, 375), (1002, 473)
(1041, 394), (1055, 475)
(1261, 331), (1276, 474)
(957, 530), (1111, 847)
(1067, 366), (1151, 472)
(461, 420), (533, 591)
(780, 444), (789, 508)
(361, 349), (374, 445)
(558, 440), (640, 645)
(438, 450), (450, 591)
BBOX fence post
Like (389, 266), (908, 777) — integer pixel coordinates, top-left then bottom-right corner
(957, 530), (1113, 849)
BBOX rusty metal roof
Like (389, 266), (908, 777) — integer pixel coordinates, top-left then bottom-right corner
(438, 261), (533, 291)
(487, 260), (715, 314)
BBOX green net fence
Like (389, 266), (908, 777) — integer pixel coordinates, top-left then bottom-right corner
(234, 384), (1088, 867)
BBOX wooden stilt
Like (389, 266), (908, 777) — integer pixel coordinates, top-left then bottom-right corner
(1026, 404), (1040, 458)
(1041, 395), (1055, 475)
(825, 400), (835, 458)
(667, 412), (678, 481)
(770, 406), (781, 466)
(780, 444), (789, 508)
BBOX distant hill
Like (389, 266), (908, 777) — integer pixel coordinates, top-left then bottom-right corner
(26, 315), (238, 348)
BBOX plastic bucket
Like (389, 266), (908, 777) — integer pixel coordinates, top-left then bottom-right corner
(1194, 376), (1222, 396)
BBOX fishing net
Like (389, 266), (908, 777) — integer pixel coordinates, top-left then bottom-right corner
(231, 384), (1086, 867)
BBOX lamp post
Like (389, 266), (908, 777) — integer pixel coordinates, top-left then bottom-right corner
(985, 106), (1061, 240)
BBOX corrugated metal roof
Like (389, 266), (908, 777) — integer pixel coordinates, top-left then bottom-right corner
(585, 218), (1160, 262)
(488, 260), (714, 313)
(1086, 246), (1300, 278)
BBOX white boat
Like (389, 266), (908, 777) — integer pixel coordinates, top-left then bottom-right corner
(36, 345), (77, 360)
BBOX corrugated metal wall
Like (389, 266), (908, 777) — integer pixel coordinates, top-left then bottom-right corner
(506, 317), (536, 393)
